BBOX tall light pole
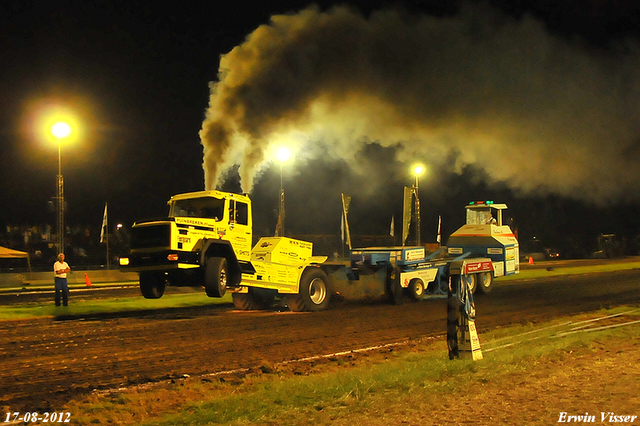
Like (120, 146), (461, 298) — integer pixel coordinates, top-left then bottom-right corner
(51, 121), (71, 254)
(413, 165), (425, 246)
(276, 147), (291, 237)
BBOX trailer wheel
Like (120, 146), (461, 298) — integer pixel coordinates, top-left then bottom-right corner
(232, 288), (276, 310)
(476, 272), (493, 294)
(140, 272), (166, 299)
(463, 274), (477, 294)
(409, 278), (425, 300)
(288, 268), (331, 312)
(204, 257), (228, 298)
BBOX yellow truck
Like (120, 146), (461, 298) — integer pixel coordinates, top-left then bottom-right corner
(119, 190), (332, 311)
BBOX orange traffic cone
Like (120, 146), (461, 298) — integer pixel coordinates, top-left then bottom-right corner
(528, 256), (534, 265)
(85, 272), (92, 287)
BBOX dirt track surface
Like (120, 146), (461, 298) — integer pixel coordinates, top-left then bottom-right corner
(2, 267), (640, 412)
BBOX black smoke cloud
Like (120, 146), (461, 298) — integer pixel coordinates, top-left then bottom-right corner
(200, 3), (640, 203)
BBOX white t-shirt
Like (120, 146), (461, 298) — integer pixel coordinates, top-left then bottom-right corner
(54, 261), (70, 279)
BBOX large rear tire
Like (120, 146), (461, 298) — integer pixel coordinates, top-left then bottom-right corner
(288, 268), (331, 312)
(140, 272), (166, 299)
(385, 267), (404, 305)
(476, 272), (494, 294)
(205, 257), (228, 297)
(232, 288), (276, 310)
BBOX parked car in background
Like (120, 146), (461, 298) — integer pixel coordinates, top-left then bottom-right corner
(543, 247), (560, 259)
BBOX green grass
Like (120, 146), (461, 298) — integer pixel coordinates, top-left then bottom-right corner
(0, 292), (233, 321)
(497, 261), (640, 282)
(65, 307), (640, 426)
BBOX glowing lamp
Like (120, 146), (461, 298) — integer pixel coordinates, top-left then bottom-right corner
(51, 121), (71, 140)
(277, 147), (291, 163)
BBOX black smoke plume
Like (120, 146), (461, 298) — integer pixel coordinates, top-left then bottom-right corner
(201, 3), (640, 203)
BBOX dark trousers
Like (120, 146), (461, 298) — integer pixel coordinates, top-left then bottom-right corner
(55, 277), (69, 306)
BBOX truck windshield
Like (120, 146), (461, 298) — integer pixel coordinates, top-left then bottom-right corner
(170, 198), (225, 221)
(466, 208), (493, 225)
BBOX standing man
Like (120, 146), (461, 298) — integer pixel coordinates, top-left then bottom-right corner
(54, 253), (71, 306)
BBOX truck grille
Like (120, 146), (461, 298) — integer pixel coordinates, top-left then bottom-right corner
(131, 224), (171, 249)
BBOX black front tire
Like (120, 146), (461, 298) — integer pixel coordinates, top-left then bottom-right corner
(288, 268), (331, 312)
(140, 272), (166, 299)
(205, 257), (228, 298)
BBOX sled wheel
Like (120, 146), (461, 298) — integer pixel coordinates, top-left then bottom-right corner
(409, 278), (425, 301)
(476, 272), (494, 294)
(464, 274), (477, 294)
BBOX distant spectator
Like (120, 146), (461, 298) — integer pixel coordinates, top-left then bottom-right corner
(53, 253), (71, 307)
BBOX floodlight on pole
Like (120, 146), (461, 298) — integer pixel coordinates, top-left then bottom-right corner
(412, 164), (425, 246)
(51, 122), (71, 140)
(51, 121), (71, 254)
(276, 147), (291, 237)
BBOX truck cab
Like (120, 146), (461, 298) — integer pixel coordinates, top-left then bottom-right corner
(119, 191), (254, 298)
(168, 191), (253, 261)
(446, 201), (519, 279)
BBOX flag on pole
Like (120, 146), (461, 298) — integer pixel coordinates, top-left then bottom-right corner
(390, 215), (395, 237)
(402, 186), (413, 246)
(436, 215), (442, 243)
(341, 193), (352, 250)
(100, 203), (108, 243)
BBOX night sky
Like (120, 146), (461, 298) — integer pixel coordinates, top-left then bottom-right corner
(2, 0), (640, 257)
